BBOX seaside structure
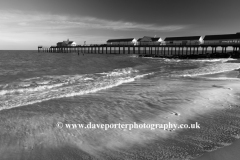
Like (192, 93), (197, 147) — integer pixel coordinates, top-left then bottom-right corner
(203, 33), (240, 44)
(164, 36), (203, 45)
(57, 39), (77, 47)
(38, 32), (240, 58)
(107, 38), (137, 46)
(137, 36), (163, 45)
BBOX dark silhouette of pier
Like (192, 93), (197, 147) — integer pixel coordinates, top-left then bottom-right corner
(38, 44), (240, 59)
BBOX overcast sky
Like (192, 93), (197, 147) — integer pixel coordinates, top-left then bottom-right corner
(1, 0), (240, 50)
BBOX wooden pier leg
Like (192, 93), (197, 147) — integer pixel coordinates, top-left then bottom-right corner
(128, 46), (130, 54)
(154, 46), (156, 56)
(190, 47), (192, 55)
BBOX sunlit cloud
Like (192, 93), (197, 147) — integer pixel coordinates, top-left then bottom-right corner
(0, 10), (189, 49)
(0, 10), (187, 32)
(49, 16), (187, 32)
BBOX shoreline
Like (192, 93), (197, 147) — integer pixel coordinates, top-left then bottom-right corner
(195, 138), (240, 160)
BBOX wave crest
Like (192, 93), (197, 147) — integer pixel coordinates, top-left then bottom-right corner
(0, 68), (153, 111)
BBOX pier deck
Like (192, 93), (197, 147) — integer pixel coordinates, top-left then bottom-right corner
(38, 44), (240, 58)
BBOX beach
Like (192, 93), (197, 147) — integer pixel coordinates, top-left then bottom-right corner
(0, 50), (240, 160)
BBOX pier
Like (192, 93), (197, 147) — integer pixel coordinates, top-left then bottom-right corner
(38, 44), (240, 59)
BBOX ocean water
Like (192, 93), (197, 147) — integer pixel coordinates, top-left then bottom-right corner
(0, 50), (240, 160)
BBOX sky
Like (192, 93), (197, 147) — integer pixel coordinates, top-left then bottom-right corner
(1, 0), (240, 50)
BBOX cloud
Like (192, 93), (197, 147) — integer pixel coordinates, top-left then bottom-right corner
(50, 16), (187, 32)
(0, 10), (189, 49)
(18, 22), (28, 26)
(0, 10), (188, 32)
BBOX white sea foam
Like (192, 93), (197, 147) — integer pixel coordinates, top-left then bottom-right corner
(0, 68), (154, 111)
(202, 77), (240, 81)
(179, 63), (240, 77)
(188, 58), (237, 63)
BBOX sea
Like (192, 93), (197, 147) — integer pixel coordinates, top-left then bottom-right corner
(0, 50), (240, 160)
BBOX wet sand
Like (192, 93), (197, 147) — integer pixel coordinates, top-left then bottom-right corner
(194, 65), (240, 160)
(195, 139), (240, 160)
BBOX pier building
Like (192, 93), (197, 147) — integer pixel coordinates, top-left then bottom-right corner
(203, 33), (240, 44)
(137, 36), (163, 45)
(107, 38), (137, 46)
(164, 36), (203, 45)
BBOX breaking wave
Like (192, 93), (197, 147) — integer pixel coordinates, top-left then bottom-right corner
(178, 62), (240, 77)
(0, 68), (153, 111)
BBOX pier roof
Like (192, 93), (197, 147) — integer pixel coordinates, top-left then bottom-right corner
(107, 38), (135, 42)
(151, 37), (161, 42)
(204, 34), (240, 40)
(164, 36), (201, 41)
(63, 41), (74, 45)
(137, 36), (161, 42)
